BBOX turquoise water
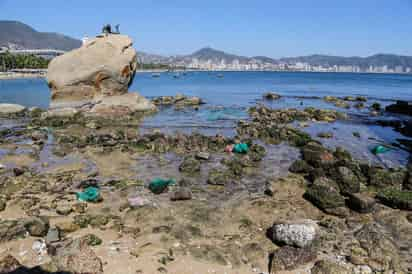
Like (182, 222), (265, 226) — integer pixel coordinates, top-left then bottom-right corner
(1, 71), (412, 108)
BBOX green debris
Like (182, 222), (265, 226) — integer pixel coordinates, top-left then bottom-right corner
(149, 178), (176, 194)
(76, 187), (100, 202)
(371, 145), (391, 155)
(232, 143), (249, 154)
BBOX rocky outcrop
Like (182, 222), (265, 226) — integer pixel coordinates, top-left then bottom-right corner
(47, 34), (155, 115)
(0, 103), (26, 117)
(385, 100), (412, 116)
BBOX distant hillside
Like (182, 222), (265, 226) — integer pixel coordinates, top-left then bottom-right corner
(0, 20), (81, 51)
(280, 54), (412, 69)
(139, 47), (412, 69)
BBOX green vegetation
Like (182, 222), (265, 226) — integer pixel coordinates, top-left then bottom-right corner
(0, 52), (49, 71)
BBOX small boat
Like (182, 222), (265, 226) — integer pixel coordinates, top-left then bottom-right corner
(152, 73), (160, 78)
(173, 73), (180, 78)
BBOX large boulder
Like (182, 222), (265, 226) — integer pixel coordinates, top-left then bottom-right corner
(0, 103), (26, 117)
(47, 34), (138, 109)
(89, 93), (156, 115)
(271, 219), (318, 248)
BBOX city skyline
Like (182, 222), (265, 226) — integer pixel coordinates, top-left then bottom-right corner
(1, 0), (412, 58)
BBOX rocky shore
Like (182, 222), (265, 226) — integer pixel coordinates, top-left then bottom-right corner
(0, 35), (411, 274)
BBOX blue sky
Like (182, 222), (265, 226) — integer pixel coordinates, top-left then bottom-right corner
(1, 0), (411, 58)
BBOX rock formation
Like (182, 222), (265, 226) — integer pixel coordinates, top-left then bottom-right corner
(47, 34), (155, 115)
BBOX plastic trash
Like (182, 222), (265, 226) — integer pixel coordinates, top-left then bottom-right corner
(76, 186), (100, 202)
(232, 143), (249, 154)
(225, 144), (234, 153)
(149, 178), (176, 194)
(371, 145), (391, 155)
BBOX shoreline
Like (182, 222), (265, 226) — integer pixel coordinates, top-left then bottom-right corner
(1, 69), (412, 80)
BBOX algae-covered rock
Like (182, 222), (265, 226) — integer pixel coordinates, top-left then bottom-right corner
(369, 168), (407, 189)
(179, 156), (201, 173)
(335, 166), (360, 195)
(207, 169), (232, 186)
(376, 188), (412, 210)
(304, 185), (345, 210)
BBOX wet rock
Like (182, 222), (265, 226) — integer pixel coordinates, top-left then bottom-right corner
(356, 96), (368, 102)
(347, 193), (376, 213)
(46, 227), (60, 244)
(354, 102), (365, 109)
(302, 142), (335, 168)
(0, 254), (24, 273)
(0, 103), (26, 117)
(289, 160), (313, 174)
(179, 156), (201, 173)
(371, 102), (381, 111)
(207, 169), (231, 185)
(12, 167), (25, 177)
(50, 237), (103, 274)
(317, 132), (333, 138)
(271, 219), (318, 248)
(24, 217), (49, 237)
(263, 92), (281, 100)
(376, 188), (412, 210)
(369, 168), (407, 189)
(304, 185), (345, 211)
(170, 187), (192, 201)
(311, 260), (350, 274)
(334, 166), (360, 195)
(269, 246), (316, 272)
(385, 100), (412, 116)
(324, 96), (339, 103)
(247, 143), (265, 161)
(334, 100), (350, 108)
(0, 220), (26, 242)
(195, 152), (210, 160)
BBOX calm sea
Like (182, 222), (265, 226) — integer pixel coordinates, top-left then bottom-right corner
(1, 71), (412, 108)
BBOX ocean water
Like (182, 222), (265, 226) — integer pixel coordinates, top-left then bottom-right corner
(1, 71), (412, 108)
(0, 71), (411, 166)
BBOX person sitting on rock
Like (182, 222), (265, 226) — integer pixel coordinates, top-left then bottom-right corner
(115, 24), (120, 34)
(102, 24), (112, 35)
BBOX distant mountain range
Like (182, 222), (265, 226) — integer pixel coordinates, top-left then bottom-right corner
(1, 21), (412, 72)
(0, 20), (81, 51)
(140, 47), (412, 71)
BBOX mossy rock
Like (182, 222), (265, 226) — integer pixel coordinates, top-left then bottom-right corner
(179, 156), (201, 174)
(207, 169), (232, 185)
(376, 188), (412, 210)
(304, 185), (345, 210)
(289, 160), (313, 174)
(369, 169), (407, 189)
